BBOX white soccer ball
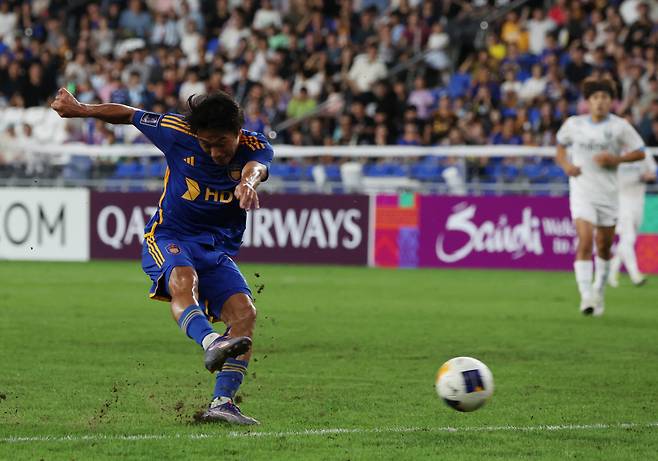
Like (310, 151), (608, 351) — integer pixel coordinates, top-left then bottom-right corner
(435, 356), (494, 412)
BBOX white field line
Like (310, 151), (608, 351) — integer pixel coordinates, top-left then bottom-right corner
(2, 421), (658, 444)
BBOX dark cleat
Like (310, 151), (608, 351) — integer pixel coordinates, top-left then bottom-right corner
(579, 297), (595, 316)
(204, 336), (252, 373)
(198, 398), (259, 425)
(633, 277), (647, 287)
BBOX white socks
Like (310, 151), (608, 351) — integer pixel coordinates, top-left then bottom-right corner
(574, 260), (593, 300)
(202, 332), (221, 350)
(593, 257), (611, 297)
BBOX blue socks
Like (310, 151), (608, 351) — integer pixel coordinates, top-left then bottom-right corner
(214, 358), (248, 399)
(178, 307), (248, 400)
(177, 305), (215, 347)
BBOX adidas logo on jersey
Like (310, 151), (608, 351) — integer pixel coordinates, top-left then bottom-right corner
(183, 156), (195, 166)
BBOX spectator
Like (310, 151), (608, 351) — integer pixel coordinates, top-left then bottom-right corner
(500, 69), (522, 98)
(180, 19), (202, 66)
(179, 69), (207, 105)
(23, 63), (52, 107)
(426, 96), (457, 144)
(520, 64), (547, 102)
(119, 0), (153, 39)
(348, 42), (387, 95)
(397, 122), (421, 146)
(150, 12), (179, 47)
(231, 64), (255, 105)
(407, 76), (435, 120)
(0, 60), (24, 99)
(425, 23), (450, 72)
(253, 0), (282, 31)
(491, 118), (522, 145)
(127, 71), (147, 107)
(243, 100), (268, 134)
(527, 8), (555, 56)
(286, 87), (317, 119)
(109, 77), (130, 105)
(219, 8), (250, 59)
(350, 99), (375, 144)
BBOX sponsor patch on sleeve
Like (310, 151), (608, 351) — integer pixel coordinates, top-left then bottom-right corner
(140, 112), (162, 127)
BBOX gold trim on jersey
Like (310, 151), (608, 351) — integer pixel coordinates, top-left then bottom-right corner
(162, 115), (190, 127)
(239, 133), (264, 151)
(160, 122), (195, 137)
(145, 167), (170, 237)
(145, 235), (165, 267)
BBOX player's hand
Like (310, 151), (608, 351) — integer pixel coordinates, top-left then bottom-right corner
(51, 88), (85, 118)
(593, 152), (620, 169)
(564, 164), (581, 177)
(641, 171), (657, 183)
(234, 182), (259, 210)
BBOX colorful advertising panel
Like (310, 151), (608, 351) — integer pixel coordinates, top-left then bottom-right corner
(374, 193), (658, 273)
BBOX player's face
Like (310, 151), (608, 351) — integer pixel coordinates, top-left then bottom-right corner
(197, 129), (240, 165)
(587, 91), (612, 119)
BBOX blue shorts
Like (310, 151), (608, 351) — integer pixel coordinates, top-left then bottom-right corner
(142, 233), (251, 321)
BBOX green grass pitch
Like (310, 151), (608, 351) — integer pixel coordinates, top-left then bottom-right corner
(1, 261), (657, 460)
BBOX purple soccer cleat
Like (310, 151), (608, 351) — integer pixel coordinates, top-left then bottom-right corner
(198, 398), (259, 425)
(204, 336), (252, 373)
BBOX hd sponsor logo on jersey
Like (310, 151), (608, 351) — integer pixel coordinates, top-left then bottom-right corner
(180, 177), (234, 203)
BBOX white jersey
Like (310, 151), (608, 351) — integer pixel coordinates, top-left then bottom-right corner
(556, 114), (645, 206)
(618, 153), (657, 199)
(617, 153), (657, 228)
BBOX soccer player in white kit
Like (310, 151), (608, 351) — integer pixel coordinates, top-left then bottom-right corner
(555, 78), (646, 316)
(608, 153), (657, 287)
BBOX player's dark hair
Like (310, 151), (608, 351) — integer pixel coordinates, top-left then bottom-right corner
(185, 91), (244, 134)
(583, 77), (616, 99)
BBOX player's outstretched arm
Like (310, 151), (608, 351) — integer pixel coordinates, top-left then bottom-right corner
(51, 88), (136, 124)
(234, 161), (268, 210)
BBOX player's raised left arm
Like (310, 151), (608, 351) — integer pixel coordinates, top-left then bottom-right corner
(51, 88), (136, 124)
(234, 161), (268, 210)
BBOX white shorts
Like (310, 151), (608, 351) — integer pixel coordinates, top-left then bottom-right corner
(570, 196), (618, 227)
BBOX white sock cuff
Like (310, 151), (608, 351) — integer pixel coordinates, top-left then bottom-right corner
(574, 260), (593, 274)
(202, 332), (221, 351)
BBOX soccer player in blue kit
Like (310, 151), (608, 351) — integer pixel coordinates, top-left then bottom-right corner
(52, 88), (273, 425)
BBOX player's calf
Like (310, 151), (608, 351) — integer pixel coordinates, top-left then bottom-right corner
(169, 267), (252, 372)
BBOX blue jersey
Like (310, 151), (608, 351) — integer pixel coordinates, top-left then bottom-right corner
(132, 110), (274, 255)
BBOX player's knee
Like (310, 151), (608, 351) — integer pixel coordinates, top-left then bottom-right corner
(168, 266), (198, 298)
(576, 240), (592, 259)
(597, 243), (612, 259)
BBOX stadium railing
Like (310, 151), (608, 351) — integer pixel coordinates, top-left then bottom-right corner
(1, 108), (657, 195)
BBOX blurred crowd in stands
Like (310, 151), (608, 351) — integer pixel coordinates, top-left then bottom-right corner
(0, 0), (657, 186)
